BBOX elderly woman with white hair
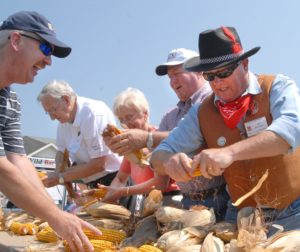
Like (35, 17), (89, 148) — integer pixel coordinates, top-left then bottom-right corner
(101, 87), (181, 208)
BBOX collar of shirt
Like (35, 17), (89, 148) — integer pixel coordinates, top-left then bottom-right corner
(177, 82), (212, 110)
(213, 71), (262, 105)
(72, 96), (83, 127)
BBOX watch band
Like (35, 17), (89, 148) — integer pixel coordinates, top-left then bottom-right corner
(146, 132), (153, 149)
(58, 173), (65, 184)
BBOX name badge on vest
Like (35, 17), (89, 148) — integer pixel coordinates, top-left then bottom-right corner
(244, 117), (268, 137)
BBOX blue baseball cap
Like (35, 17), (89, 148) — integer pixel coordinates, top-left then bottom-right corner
(0, 11), (71, 58)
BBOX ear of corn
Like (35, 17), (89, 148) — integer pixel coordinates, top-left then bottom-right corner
(102, 124), (149, 166)
(84, 227), (126, 244)
(190, 161), (202, 177)
(37, 171), (47, 180)
(9, 221), (28, 235)
(36, 226), (58, 242)
(192, 169), (202, 177)
(139, 244), (163, 252)
(9, 221), (39, 235)
(25, 222), (39, 235)
(91, 188), (107, 199)
(64, 239), (116, 252)
(120, 247), (140, 252)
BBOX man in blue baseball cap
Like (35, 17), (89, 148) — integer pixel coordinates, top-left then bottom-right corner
(0, 11), (100, 251)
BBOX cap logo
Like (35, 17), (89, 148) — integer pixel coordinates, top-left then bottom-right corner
(47, 23), (54, 31)
(167, 52), (178, 60)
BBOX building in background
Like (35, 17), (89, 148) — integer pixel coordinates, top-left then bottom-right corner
(23, 136), (64, 205)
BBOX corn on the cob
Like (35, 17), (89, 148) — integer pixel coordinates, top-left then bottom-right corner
(37, 171), (47, 180)
(9, 221), (28, 235)
(25, 222), (39, 235)
(80, 188), (108, 208)
(190, 161), (201, 177)
(102, 124), (149, 166)
(36, 226), (58, 242)
(120, 247), (140, 252)
(139, 244), (163, 252)
(84, 227), (126, 244)
(64, 239), (116, 252)
(91, 188), (107, 199)
(82, 198), (102, 210)
(192, 169), (202, 177)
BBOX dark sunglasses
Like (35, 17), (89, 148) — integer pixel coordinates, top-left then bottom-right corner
(19, 33), (53, 56)
(203, 62), (241, 81)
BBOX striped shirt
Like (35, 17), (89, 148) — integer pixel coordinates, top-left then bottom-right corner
(0, 87), (25, 156)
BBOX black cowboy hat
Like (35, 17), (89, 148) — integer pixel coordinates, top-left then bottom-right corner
(184, 26), (260, 72)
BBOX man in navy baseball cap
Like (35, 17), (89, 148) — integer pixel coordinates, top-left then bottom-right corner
(0, 11), (71, 57)
(0, 11), (101, 252)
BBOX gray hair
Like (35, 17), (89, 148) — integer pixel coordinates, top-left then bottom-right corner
(0, 30), (12, 48)
(37, 80), (77, 102)
(113, 87), (150, 117)
(0, 29), (42, 49)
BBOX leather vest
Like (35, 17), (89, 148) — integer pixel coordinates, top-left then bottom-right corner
(198, 75), (300, 209)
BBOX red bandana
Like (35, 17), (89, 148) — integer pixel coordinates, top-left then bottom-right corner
(216, 94), (252, 129)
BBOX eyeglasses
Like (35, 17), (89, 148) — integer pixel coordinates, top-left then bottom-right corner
(118, 113), (142, 128)
(20, 33), (53, 56)
(203, 62), (241, 81)
(45, 98), (62, 115)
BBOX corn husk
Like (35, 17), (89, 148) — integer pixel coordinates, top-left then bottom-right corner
(212, 222), (238, 243)
(157, 228), (202, 251)
(265, 230), (300, 251)
(180, 207), (216, 228)
(167, 244), (202, 252)
(155, 206), (186, 224)
(85, 202), (131, 220)
(200, 232), (225, 252)
(142, 189), (163, 217)
(120, 215), (159, 248)
(25, 241), (63, 252)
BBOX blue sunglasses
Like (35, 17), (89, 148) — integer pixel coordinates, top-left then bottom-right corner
(20, 33), (53, 56)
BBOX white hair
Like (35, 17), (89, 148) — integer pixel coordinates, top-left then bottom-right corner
(37, 80), (77, 102)
(113, 87), (150, 117)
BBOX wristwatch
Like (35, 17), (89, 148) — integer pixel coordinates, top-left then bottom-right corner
(58, 173), (65, 184)
(146, 132), (153, 149)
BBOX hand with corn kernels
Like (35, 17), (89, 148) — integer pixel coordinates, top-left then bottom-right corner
(103, 128), (148, 156)
(193, 148), (231, 179)
(98, 184), (126, 203)
(48, 210), (101, 252)
(164, 153), (194, 182)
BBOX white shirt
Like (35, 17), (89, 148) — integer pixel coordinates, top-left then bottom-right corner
(56, 96), (121, 183)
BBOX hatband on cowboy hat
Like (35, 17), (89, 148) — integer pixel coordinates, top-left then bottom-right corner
(184, 26), (260, 72)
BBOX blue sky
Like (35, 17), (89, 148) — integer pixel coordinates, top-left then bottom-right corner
(2, 1), (300, 139)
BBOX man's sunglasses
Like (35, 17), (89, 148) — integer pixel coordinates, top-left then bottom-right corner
(20, 33), (53, 56)
(203, 62), (241, 82)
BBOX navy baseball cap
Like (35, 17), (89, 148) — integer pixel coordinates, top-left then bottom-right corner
(0, 11), (71, 58)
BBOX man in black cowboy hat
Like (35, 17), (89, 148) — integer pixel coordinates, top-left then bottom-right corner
(151, 26), (300, 235)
